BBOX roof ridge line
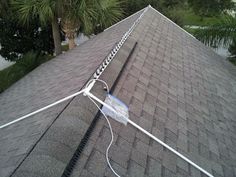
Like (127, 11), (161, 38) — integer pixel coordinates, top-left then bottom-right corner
(92, 6), (149, 80)
(149, 5), (229, 60)
(104, 6), (147, 32)
(149, 5), (196, 39)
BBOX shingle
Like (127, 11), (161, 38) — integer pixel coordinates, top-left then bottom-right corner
(0, 7), (144, 177)
(146, 157), (162, 177)
(32, 139), (73, 164)
(162, 166), (176, 177)
(85, 150), (107, 176)
(129, 97), (143, 116)
(190, 166), (201, 177)
(104, 162), (127, 177)
(2, 5), (236, 177)
(14, 154), (66, 177)
(70, 154), (88, 177)
(134, 85), (146, 103)
(158, 92), (168, 104)
(134, 138), (149, 154)
(162, 149), (177, 173)
(119, 124), (137, 144)
(130, 149), (147, 167)
(116, 136), (133, 154)
(110, 144), (131, 169)
(148, 142), (163, 161)
(176, 158), (189, 174)
(79, 169), (96, 177)
(139, 117), (153, 132)
(128, 160), (145, 177)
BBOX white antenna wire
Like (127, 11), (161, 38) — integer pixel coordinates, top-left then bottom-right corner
(84, 79), (214, 177)
(87, 79), (121, 177)
(0, 89), (85, 129)
(88, 96), (120, 177)
(0, 5), (215, 176)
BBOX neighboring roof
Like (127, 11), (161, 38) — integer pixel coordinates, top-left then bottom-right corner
(1, 5), (236, 177)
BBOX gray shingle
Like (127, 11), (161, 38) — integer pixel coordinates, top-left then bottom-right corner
(2, 5), (236, 177)
(70, 6), (236, 177)
(0, 9), (143, 177)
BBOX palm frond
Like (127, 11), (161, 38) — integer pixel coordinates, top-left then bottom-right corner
(0, 0), (10, 17)
(77, 0), (98, 34)
(58, 0), (123, 35)
(97, 0), (124, 28)
(11, 0), (55, 25)
(195, 16), (236, 47)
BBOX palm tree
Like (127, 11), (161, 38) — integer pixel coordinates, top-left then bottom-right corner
(195, 16), (236, 48)
(0, 0), (10, 17)
(12, 0), (123, 52)
(11, 0), (62, 55)
(60, 0), (123, 49)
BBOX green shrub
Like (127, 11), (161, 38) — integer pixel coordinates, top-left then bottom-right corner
(165, 9), (184, 27)
(61, 44), (69, 52)
(0, 51), (44, 93)
(14, 51), (41, 74)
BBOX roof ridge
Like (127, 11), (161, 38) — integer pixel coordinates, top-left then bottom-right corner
(104, 6), (148, 32)
(0, 6), (144, 177)
(92, 6), (149, 80)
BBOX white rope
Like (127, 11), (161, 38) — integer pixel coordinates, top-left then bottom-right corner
(127, 119), (214, 177)
(85, 79), (214, 177)
(0, 5), (149, 129)
(0, 76), (214, 177)
(87, 79), (120, 177)
(85, 78), (110, 93)
(88, 96), (120, 177)
(0, 89), (85, 129)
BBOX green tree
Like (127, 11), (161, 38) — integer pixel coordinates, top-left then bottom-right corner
(60, 0), (124, 49)
(11, 0), (62, 55)
(124, 0), (161, 16)
(123, 0), (185, 27)
(228, 39), (236, 57)
(195, 16), (236, 62)
(0, 16), (54, 61)
(161, 0), (183, 9)
(0, 0), (54, 61)
(188, 0), (233, 17)
(0, 0), (9, 16)
(195, 16), (236, 47)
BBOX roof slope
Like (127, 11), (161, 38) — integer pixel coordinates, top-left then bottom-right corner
(1, 6), (236, 177)
(0, 10), (143, 177)
(70, 7), (236, 177)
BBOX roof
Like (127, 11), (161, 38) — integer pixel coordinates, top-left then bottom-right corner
(0, 10), (143, 177)
(1, 5), (236, 177)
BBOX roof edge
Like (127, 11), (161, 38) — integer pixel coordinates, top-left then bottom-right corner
(149, 5), (196, 39)
(92, 6), (148, 80)
(104, 6), (147, 32)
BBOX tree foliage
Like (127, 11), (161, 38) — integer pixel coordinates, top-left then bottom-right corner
(228, 39), (236, 56)
(11, 0), (63, 55)
(58, 0), (124, 49)
(195, 16), (236, 48)
(188, 0), (234, 17)
(0, 51), (45, 93)
(123, 0), (161, 16)
(0, 1), (54, 61)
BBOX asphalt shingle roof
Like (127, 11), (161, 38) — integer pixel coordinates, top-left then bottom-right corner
(70, 7), (236, 177)
(1, 5), (236, 177)
(0, 10), (143, 177)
